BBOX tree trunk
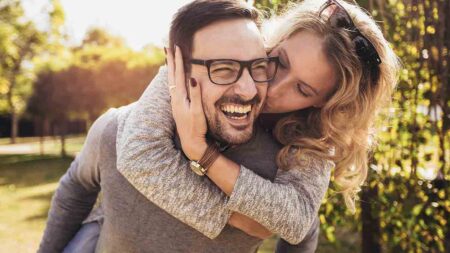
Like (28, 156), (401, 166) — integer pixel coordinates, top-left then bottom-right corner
(34, 117), (44, 155)
(40, 135), (45, 156)
(39, 118), (45, 156)
(59, 120), (67, 157)
(6, 81), (18, 144)
(43, 118), (50, 136)
(10, 109), (19, 144)
(60, 133), (66, 157)
(361, 185), (381, 253)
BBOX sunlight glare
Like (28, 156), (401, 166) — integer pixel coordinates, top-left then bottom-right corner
(23, 0), (193, 50)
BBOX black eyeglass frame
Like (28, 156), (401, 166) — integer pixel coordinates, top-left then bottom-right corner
(190, 57), (280, 85)
(319, 0), (382, 67)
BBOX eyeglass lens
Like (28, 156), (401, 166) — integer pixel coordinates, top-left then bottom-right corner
(209, 59), (277, 85)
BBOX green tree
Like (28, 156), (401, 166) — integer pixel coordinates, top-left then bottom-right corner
(82, 27), (125, 48)
(0, 0), (44, 143)
(27, 27), (164, 156)
(371, 0), (449, 252)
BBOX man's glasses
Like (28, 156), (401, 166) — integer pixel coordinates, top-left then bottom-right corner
(190, 57), (279, 85)
(319, 0), (382, 67)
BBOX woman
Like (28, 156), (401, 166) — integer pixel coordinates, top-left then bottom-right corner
(69, 0), (399, 251)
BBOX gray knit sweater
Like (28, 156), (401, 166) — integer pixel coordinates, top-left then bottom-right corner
(38, 107), (282, 253)
(116, 66), (333, 244)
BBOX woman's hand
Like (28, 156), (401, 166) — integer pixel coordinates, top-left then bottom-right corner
(228, 213), (273, 240)
(166, 46), (208, 161)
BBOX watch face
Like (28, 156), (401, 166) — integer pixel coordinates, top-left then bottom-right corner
(190, 161), (205, 176)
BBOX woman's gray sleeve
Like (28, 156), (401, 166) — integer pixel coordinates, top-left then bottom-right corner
(116, 67), (231, 239)
(226, 155), (333, 244)
(116, 67), (332, 242)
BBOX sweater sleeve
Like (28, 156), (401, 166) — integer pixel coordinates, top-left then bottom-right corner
(116, 66), (332, 243)
(116, 66), (231, 239)
(38, 109), (117, 253)
(226, 154), (333, 244)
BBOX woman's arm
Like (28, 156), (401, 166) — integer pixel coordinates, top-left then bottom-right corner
(225, 156), (332, 245)
(169, 46), (333, 244)
(116, 67), (229, 239)
(116, 66), (271, 239)
(188, 143), (332, 245)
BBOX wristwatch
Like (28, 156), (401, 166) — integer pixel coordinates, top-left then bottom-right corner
(189, 144), (220, 176)
(190, 160), (208, 176)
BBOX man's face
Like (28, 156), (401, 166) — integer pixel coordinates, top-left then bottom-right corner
(190, 18), (267, 145)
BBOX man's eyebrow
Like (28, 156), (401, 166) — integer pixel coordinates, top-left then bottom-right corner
(299, 80), (320, 95)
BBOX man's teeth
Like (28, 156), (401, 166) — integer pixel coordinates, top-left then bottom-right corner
(220, 104), (252, 120)
(220, 104), (252, 114)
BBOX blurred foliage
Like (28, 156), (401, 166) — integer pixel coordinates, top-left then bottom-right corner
(253, 0), (290, 16)
(0, 0), (163, 153)
(254, 0), (449, 252)
(1, 1), (163, 144)
(370, 0), (449, 252)
(26, 27), (164, 142)
(0, 0), (45, 142)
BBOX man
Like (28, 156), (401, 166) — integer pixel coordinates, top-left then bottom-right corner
(38, 1), (320, 252)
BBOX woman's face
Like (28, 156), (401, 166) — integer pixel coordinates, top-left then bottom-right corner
(263, 31), (337, 113)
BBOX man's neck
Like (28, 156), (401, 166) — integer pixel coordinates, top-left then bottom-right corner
(206, 132), (230, 152)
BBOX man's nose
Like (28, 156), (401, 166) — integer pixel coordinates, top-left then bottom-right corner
(233, 69), (258, 101)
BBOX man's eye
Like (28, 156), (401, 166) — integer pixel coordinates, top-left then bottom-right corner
(253, 64), (268, 70)
(212, 67), (232, 72)
(211, 67), (235, 73)
(210, 68), (236, 78)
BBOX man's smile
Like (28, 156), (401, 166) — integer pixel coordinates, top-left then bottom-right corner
(216, 102), (258, 131)
(220, 103), (252, 120)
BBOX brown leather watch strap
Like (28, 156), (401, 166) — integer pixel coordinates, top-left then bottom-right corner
(198, 143), (220, 172)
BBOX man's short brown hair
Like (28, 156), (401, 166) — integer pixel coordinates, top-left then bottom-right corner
(169, 0), (262, 72)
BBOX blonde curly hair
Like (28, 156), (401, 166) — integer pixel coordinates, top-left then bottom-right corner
(264, 0), (400, 212)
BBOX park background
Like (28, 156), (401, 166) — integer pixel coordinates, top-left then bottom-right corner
(0, 0), (448, 252)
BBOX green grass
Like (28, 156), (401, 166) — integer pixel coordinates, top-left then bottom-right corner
(0, 136), (357, 253)
(0, 154), (73, 253)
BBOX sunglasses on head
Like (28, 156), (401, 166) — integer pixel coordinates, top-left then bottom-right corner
(319, 0), (382, 67)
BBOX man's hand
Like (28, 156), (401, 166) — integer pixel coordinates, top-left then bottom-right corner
(228, 212), (273, 240)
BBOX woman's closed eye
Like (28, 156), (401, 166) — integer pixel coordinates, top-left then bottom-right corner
(297, 84), (311, 97)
